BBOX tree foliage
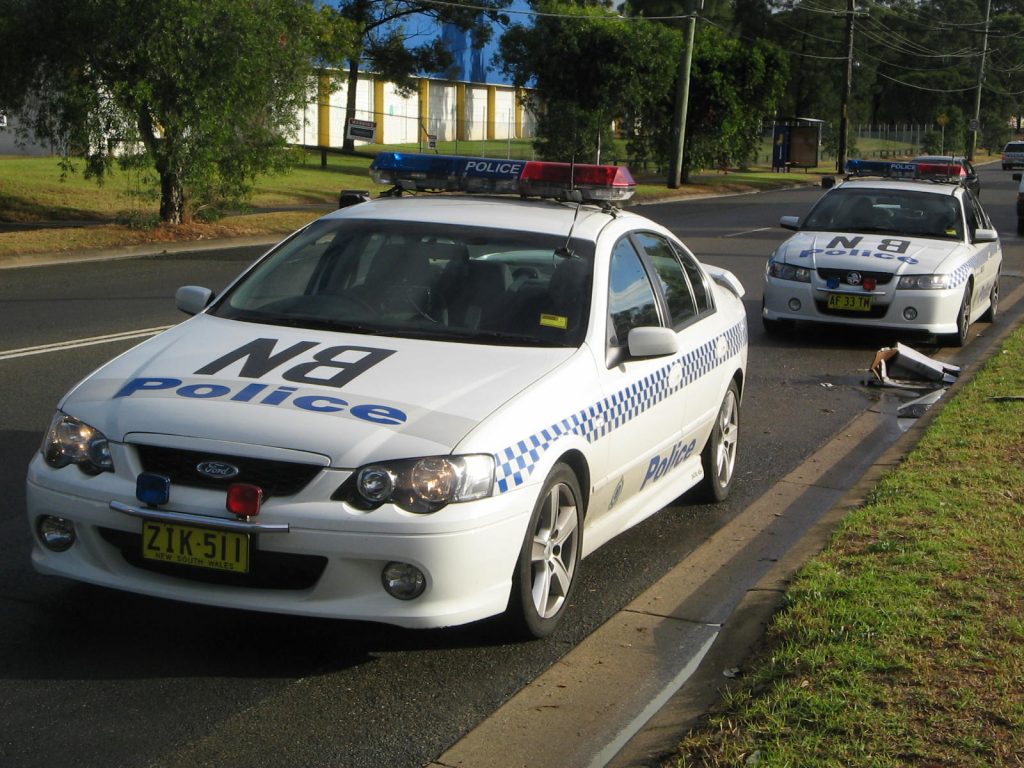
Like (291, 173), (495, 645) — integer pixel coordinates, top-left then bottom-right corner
(328, 0), (511, 151)
(501, 2), (681, 163)
(757, 0), (1024, 154)
(0, 0), (317, 223)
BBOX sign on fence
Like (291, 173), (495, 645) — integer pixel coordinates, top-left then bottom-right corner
(346, 118), (377, 142)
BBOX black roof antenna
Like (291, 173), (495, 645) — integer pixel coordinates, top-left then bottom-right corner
(555, 155), (582, 259)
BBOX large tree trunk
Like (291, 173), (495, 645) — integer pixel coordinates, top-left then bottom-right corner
(159, 171), (186, 224)
(137, 110), (186, 224)
(342, 57), (360, 154)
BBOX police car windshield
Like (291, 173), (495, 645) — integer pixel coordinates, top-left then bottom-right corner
(211, 219), (596, 347)
(802, 188), (964, 241)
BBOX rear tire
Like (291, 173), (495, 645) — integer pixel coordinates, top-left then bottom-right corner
(696, 381), (740, 503)
(506, 463), (583, 639)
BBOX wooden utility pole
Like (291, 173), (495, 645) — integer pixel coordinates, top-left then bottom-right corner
(668, 0), (701, 188)
(836, 0), (863, 174)
(969, 0), (992, 161)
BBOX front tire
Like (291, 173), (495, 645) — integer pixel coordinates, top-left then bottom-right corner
(942, 284), (972, 347)
(506, 464), (583, 639)
(981, 276), (999, 323)
(696, 381), (741, 503)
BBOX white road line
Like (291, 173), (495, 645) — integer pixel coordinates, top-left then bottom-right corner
(723, 227), (770, 238)
(0, 326), (172, 361)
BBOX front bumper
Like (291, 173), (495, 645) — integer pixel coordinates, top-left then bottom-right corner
(762, 276), (963, 335)
(26, 458), (532, 628)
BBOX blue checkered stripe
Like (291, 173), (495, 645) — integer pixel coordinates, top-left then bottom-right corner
(947, 249), (987, 289)
(494, 320), (747, 494)
(946, 260), (970, 286)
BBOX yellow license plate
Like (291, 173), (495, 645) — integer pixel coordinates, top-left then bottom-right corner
(142, 520), (250, 573)
(827, 293), (873, 312)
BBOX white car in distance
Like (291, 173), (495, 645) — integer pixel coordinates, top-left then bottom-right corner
(763, 159), (1001, 347)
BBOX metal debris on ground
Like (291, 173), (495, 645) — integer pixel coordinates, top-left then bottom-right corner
(867, 342), (960, 389)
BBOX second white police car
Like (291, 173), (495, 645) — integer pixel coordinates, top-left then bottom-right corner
(763, 159), (1001, 346)
(27, 153), (748, 638)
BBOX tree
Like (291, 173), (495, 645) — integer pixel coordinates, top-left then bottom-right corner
(681, 26), (788, 175)
(0, 0), (317, 224)
(500, 1), (681, 164)
(329, 0), (511, 152)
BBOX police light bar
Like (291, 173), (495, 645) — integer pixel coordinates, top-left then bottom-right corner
(369, 152), (636, 203)
(845, 159), (966, 184)
(519, 162), (636, 202)
(845, 159), (917, 178)
(915, 162), (966, 181)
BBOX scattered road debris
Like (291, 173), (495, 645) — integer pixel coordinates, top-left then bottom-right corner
(868, 342), (960, 388)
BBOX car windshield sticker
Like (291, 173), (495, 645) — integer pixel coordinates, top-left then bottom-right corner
(494, 319), (747, 493)
(539, 314), (568, 329)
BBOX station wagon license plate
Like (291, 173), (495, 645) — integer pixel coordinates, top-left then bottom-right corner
(142, 520), (250, 573)
(827, 294), (873, 312)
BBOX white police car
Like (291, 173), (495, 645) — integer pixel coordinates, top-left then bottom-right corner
(26, 153), (747, 638)
(763, 159), (1001, 346)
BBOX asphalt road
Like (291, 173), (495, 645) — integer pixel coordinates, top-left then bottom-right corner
(1, 164), (1020, 768)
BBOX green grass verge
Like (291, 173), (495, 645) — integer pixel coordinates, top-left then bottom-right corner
(0, 148), (824, 258)
(675, 328), (1024, 767)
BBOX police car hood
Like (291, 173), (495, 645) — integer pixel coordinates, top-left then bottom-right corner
(59, 315), (577, 466)
(776, 231), (963, 273)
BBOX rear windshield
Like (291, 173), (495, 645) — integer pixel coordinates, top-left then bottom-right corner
(1004, 142), (1024, 152)
(211, 218), (595, 348)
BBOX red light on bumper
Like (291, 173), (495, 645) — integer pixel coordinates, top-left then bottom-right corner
(863, 278), (877, 290)
(227, 483), (263, 518)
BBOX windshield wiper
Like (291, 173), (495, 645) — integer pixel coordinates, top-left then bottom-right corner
(230, 312), (386, 335)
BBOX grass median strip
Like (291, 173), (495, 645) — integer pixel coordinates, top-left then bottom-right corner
(675, 327), (1024, 768)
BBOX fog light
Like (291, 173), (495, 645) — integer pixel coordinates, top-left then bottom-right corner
(381, 562), (426, 600)
(904, 307), (918, 321)
(37, 516), (76, 552)
(788, 298), (802, 312)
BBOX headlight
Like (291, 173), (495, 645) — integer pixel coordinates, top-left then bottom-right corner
(41, 412), (114, 474)
(339, 455), (495, 513)
(767, 261), (812, 283)
(897, 274), (950, 290)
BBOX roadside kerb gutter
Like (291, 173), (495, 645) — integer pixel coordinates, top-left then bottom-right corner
(431, 282), (1024, 768)
(0, 234), (283, 270)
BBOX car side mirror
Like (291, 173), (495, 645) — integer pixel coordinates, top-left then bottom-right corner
(780, 215), (800, 231)
(627, 327), (679, 358)
(176, 285), (215, 315)
(973, 228), (998, 244)
(1013, 173), (1022, 182)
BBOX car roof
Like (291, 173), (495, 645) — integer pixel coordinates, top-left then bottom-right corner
(912, 154), (966, 162)
(319, 194), (650, 242)
(835, 178), (962, 197)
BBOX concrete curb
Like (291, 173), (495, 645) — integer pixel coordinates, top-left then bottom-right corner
(0, 234), (284, 270)
(606, 283), (1024, 768)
